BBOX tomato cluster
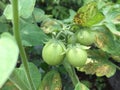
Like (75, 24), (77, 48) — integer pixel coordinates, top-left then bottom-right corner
(42, 27), (97, 67)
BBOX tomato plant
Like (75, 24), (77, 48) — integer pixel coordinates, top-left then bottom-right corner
(0, 0), (120, 90)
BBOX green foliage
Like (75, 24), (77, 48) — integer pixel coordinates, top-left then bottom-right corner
(38, 0), (82, 20)
(20, 22), (48, 46)
(0, 32), (19, 88)
(33, 8), (47, 23)
(9, 62), (41, 90)
(63, 9), (76, 23)
(0, 22), (9, 33)
(4, 0), (36, 19)
(1, 0), (120, 90)
(1, 80), (18, 90)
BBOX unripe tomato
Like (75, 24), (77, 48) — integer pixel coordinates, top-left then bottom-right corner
(67, 34), (77, 44)
(66, 45), (87, 67)
(42, 39), (65, 65)
(77, 29), (96, 45)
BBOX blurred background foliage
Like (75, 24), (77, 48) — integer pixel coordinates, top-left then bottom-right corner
(1, 0), (120, 90)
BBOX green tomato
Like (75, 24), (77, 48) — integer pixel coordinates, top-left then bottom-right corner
(77, 29), (96, 45)
(66, 45), (87, 67)
(42, 39), (65, 65)
(67, 34), (77, 44)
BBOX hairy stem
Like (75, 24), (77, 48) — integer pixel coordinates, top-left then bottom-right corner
(63, 59), (79, 86)
(11, 0), (36, 90)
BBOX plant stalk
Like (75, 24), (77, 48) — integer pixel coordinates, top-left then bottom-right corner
(11, 0), (36, 90)
(113, 63), (120, 70)
(63, 59), (79, 86)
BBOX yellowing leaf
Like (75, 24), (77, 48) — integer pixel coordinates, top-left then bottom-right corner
(77, 49), (116, 78)
(74, 1), (104, 26)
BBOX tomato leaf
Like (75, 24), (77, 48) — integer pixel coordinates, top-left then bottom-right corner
(0, 22), (9, 33)
(18, 0), (36, 18)
(41, 18), (63, 34)
(102, 3), (120, 24)
(4, 0), (36, 19)
(77, 49), (116, 78)
(74, 1), (104, 27)
(1, 80), (18, 90)
(39, 70), (62, 90)
(95, 26), (120, 55)
(63, 9), (76, 23)
(33, 8), (48, 23)
(104, 22), (120, 36)
(20, 23), (49, 46)
(9, 62), (41, 90)
(0, 32), (19, 88)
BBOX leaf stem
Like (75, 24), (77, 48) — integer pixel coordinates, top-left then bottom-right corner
(56, 31), (63, 39)
(11, 0), (36, 90)
(114, 64), (120, 70)
(63, 59), (79, 86)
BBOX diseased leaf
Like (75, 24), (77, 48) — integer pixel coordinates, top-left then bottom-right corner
(74, 1), (104, 27)
(39, 70), (62, 90)
(41, 18), (63, 34)
(77, 49), (116, 78)
(94, 26), (120, 55)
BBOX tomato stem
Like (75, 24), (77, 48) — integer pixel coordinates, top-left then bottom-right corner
(11, 0), (36, 90)
(56, 31), (64, 39)
(63, 59), (79, 86)
(113, 64), (120, 70)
